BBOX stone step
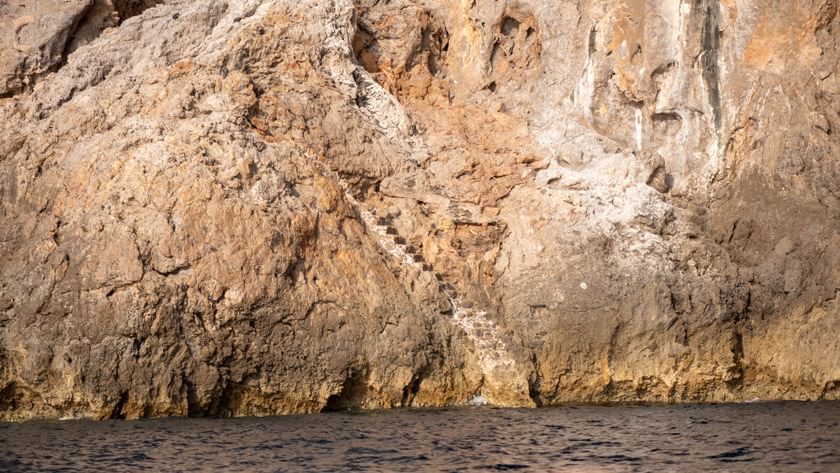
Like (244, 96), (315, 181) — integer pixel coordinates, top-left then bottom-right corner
(320, 168), (525, 399)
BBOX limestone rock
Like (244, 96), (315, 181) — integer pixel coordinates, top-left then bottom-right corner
(0, 0), (838, 419)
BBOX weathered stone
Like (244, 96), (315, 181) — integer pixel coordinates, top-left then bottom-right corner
(0, 0), (838, 420)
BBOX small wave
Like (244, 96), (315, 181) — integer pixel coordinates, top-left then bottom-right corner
(469, 395), (488, 406)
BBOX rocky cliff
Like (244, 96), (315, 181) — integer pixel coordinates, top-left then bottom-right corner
(0, 0), (837, 420)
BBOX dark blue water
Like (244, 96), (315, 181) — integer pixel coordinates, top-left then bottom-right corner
(1, 402), (839, 472)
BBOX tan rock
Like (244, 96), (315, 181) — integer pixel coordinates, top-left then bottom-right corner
(0, 0), (837, 419)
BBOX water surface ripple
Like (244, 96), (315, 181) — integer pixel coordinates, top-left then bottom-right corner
(1, 402), (839, 472)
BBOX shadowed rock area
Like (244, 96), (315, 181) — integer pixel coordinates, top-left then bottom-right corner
(0, 0), (837, 420)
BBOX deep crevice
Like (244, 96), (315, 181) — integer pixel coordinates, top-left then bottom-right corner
(400, 369), (426, 407)
(697, 0), (722, 130)
(213, 382), (238, 417)
(109, 391), (129, 419)
(322, 367), (369, 412)
(185, 380), (203, 417)
(501, 16), (521, 36)
(0, 382), (35, 412)
(528, 354), (543, 407)
(821, 380), (840, 400)
(112, 0), (165, 24)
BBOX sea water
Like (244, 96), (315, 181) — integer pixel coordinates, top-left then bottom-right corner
(1, 402), (839, 472)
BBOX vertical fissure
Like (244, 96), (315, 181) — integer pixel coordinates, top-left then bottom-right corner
(698, 0), (722, 131)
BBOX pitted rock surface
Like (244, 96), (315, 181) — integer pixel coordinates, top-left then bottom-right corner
(0, 0), (838, 419)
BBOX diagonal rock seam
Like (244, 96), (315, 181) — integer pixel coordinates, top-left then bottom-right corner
(314, 4), (530, 404)
(310, 158), (531, 406)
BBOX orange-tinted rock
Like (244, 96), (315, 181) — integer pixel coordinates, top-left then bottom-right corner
(0, 0), (838, 420)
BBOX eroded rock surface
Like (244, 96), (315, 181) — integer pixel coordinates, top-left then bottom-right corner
(0, 0), (838, 419)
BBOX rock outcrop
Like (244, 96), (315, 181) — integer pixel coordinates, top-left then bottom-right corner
(0, 0), (837, 420)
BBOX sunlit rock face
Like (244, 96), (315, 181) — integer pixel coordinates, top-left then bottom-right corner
(0, 0), (837, 420)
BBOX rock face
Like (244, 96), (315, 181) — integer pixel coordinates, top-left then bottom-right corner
(0, 0), (837, 420)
